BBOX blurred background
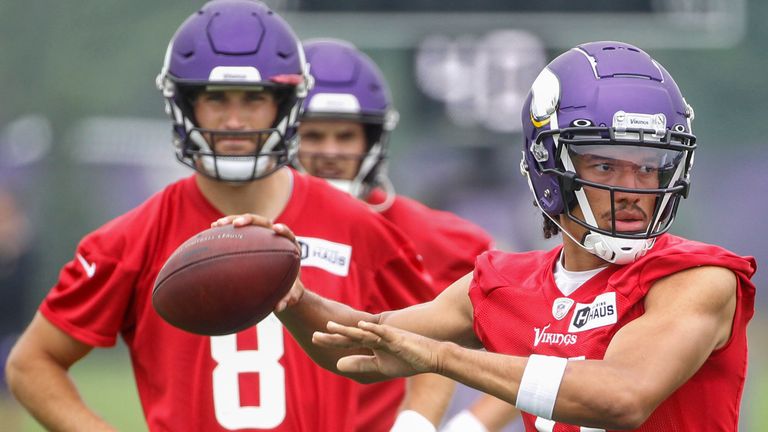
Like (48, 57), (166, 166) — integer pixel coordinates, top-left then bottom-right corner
(0, 0), (764, 430)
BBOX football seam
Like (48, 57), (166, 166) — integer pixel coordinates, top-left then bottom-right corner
(153, 249), (300, 293)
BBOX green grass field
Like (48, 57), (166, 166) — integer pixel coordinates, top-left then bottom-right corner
(7, 318), (768, 431)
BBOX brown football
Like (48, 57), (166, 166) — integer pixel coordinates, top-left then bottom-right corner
(152, 224), (300, 335)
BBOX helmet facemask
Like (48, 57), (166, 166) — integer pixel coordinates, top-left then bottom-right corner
(186, 126), (291, 182)
(297, 112), (396, 205)
(535, 124), (695, 264)
(166, 83), (304, 182)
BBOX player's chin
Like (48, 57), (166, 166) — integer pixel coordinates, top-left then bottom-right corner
(314, 169), (346, 179)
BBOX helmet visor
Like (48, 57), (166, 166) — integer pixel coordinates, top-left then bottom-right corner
(568, 144), (684, 190)
(564, 143), (688, 238)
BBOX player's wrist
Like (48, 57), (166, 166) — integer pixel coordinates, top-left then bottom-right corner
(390, 409), (436, 432)
(515, 354), (567, 420)
(432, 339), (462, 375)
(441, 409), (488, 432)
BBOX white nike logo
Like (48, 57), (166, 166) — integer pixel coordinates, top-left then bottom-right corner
(76, 253), (96, 278)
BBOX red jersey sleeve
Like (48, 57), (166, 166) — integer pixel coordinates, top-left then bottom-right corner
(369, 248), (433, 311)
(360, 213), (435, 313)
(611, 235), (757, 309)
(40, 231), (140, 347)
(373, 192), (494, 293)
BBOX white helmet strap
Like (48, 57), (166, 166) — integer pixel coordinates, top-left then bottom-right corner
(582, 232), (654, 265)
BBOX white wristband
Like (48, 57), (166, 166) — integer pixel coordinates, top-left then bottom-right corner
(390, 410), (436, 432)
(440, 409), (488, 432)
(515, 354), (568, 419)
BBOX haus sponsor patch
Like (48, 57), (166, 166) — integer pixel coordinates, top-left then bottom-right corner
(568, 292), (617, 333)
(296, 236), (352, 277)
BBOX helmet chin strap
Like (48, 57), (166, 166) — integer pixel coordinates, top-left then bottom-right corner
(539, 207), (654, 266)
(556, 151), (655, 265)
(582, 232), (654, 265)
(190, 130), (279, 182)
(325, 179), (354, 195)
(188, 112), (290, 182)
(366, 174), (395, 213)
(571, 189), (652, 265)
(200, 156), (271, 182)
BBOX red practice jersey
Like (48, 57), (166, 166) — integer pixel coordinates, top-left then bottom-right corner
(368, 189), (494, 292)
(40, 171), (435, 432)
(357, 189), (494, 432)
(469, 234), (756, 432)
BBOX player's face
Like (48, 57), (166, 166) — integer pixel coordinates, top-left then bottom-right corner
(568, 144), (679, 234)
(193, 89), (278, 154)
(298, 120), (367, 181)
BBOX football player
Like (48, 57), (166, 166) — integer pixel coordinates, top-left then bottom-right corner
(294, 38), (515, 432)
(5, 2), (437, 431)
(217, 41), (756, 431)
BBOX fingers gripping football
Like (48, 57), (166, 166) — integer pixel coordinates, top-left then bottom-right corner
(212, 213), (303, 313)
(213, 213), (298, 245)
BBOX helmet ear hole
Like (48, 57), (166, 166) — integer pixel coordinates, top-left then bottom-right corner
(560, 171), (580, 213)
(560, 171), (579, 193)
(363, 123), (384, 151)
(175, 85), (202, 126)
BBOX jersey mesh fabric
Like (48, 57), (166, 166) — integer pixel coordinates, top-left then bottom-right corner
(468, 234), (756, 432)
(369, 188), (493, 291)
(41, 170), (435, 432)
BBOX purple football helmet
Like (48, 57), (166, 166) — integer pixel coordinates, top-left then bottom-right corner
(156, 0), (311, 182)
(297, 38), (399, 207)
(520, 41), (696, 264)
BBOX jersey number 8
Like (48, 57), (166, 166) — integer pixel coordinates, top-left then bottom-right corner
(211, 314), (286, 429)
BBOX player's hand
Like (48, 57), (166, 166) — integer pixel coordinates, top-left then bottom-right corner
(212, 214), (303, 312)
(274, 276), (305, 313)
(212, 213), (297, 243)
(313, 320), (443, 378)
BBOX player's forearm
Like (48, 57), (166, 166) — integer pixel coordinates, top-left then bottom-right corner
(277, 288), (377, 372)
(6, 355), (115, 431)
(435, 341), (525, 407)
(548, 359), (649, 429)
(400, 373), (456, 426)
(436, 343), (646, 429)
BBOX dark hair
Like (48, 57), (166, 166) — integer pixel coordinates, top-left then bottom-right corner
(543, 213), (560, 239)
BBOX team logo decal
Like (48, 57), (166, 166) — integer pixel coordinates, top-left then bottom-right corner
(568, 292), (617, 333)
(552, 297), (574, 321)
(296, 236), (352, 277)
